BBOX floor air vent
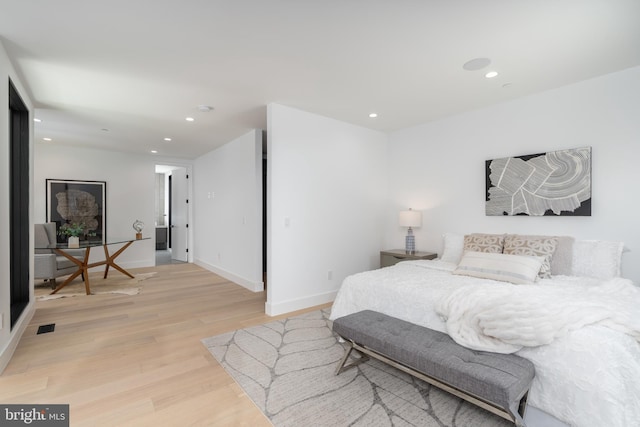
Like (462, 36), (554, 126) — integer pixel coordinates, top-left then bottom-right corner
(37, 324), (55, 334)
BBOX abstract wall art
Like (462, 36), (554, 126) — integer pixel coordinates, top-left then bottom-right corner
(485, 147), (591, 216)
(46, 179), (106, 242)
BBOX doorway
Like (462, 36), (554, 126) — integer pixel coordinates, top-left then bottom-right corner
(9, 80), (30, 329)
(154, 165), (189, 265)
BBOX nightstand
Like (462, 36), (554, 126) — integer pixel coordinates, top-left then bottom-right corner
(380, 249), (437, 268)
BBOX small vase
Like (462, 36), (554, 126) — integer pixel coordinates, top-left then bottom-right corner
(68, 236), (80, 248)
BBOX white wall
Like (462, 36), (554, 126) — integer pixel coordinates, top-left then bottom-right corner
(0, 40), (35, 373)
(267, 104), (389, 315)
(34, 144), (162, 268)
(193, 129), (263, 291)
(387, 66), (640, 283)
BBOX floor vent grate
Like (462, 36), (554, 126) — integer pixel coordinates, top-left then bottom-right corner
(37, 324), (55, 334)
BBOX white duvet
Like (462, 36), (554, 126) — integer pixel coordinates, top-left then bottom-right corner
(330, 260), (640, 427)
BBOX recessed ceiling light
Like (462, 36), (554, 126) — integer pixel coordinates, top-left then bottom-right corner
(43, 137), (52, 141)
(34, 118), (42, 123)
(101, 128), (109, 132)
(463, 58), (491, 71)
(485, 71), (499, 79)
(197, 105), (214, 112)
(369, 113), (378, 118)
(502, 83), (512, 88)
(164, 137), (172, 142)
(151, 150), (158, 154)
(185, 117), (195, 122)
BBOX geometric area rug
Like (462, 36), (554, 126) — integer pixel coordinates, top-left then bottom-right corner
(201, 308), (512, 427)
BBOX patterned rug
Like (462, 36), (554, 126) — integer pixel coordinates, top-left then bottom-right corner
(201, 308), (511, 427)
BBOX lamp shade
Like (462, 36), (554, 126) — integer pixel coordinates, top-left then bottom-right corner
(399, 210), (421, 228)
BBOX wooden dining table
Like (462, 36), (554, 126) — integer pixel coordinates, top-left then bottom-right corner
(38, 237), (150, 295)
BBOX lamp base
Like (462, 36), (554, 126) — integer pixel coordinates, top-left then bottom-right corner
(405, 229), (416, 254)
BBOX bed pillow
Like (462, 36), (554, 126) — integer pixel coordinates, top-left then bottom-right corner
(453, 251), (543, 285)
(463, 233), (505, 254)
(503, 234), (558, 279)
(550, 236), (575, 276)
(571, 240), (624, 279)
(439, 233), (464, 264)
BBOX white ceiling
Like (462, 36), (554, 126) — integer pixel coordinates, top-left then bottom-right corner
(2, 0), (639, 159)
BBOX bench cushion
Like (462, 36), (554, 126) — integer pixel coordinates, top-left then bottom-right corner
(332, 310), (534, 415)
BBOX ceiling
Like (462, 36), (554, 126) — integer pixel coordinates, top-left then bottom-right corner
(2, 1), (639, 159)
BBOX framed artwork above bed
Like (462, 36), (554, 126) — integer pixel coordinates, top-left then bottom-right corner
(485, 146), (591, 216)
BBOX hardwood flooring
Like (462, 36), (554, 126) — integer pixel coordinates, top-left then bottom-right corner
(1, 263), (330, 426)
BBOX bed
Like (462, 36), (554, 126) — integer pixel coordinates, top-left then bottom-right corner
(330, 233), (640, 427)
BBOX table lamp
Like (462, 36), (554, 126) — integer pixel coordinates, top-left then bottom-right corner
(399, 209), (421, 254)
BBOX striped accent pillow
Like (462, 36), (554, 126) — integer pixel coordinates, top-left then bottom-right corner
(453, 251), (543, 285)
(503, 234), (558, 279)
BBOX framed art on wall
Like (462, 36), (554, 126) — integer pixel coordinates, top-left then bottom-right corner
(485, 147), (591, 216)
(46, 179), (106, 243)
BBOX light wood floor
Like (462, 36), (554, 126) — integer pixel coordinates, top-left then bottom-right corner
(1, 263), (330, 426)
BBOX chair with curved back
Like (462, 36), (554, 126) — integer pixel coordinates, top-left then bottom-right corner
(34, 222), (85, 289)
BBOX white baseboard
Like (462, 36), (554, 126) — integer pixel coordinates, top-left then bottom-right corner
(265, 290), (337, 316)
(83, 259), (154, 273)
(194, 259), (264, 292)
(119, 259), (155, 270)
(0, 303), (35, 375)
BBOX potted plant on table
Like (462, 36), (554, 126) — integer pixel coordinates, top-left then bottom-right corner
(58, 222), (85, 248)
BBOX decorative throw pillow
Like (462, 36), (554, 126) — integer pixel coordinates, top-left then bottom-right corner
(571, 240), (624, 279)
(453, 251), (544, 285)
(503, 235), (558, 279)
(439, 233), (464, 264)
(463, 233), (505, 254)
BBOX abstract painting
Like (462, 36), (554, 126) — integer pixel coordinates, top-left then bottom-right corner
(46, 179), (106, 243)
(485, 147), (591, 216)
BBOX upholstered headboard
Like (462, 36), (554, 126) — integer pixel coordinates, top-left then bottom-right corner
(440, 233), (624, 280)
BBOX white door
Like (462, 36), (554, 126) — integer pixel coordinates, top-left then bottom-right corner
(170, 168), (188, 262)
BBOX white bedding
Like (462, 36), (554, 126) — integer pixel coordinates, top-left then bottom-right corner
(329, 260), (640, 427)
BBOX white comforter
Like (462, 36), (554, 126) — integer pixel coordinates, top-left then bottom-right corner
(330, 260), (640, 427)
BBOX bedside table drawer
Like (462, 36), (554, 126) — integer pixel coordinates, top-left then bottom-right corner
(381, 253), (408, 268)
(380, 250), (437, 268)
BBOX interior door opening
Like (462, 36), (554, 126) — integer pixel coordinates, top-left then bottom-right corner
(9, 79), (30, 329)
(154, 164), (188, 265)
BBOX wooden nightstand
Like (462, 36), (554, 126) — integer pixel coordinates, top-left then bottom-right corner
(380, 249), (437, 268)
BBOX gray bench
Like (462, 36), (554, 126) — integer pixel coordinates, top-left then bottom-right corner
(332, 310), (534, 427)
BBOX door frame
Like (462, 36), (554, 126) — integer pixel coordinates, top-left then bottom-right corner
(154, 163), (193, 264)
(9, 79), (30, 329)
(169, 167), (188, 262)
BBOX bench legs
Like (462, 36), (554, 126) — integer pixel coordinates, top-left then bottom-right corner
(335, 341), (369, 375)
(517, 391), (529, 426)
(335, 338), (529, 427)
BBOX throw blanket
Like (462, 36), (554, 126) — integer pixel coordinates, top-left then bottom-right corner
(436, 277), (640, 353)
